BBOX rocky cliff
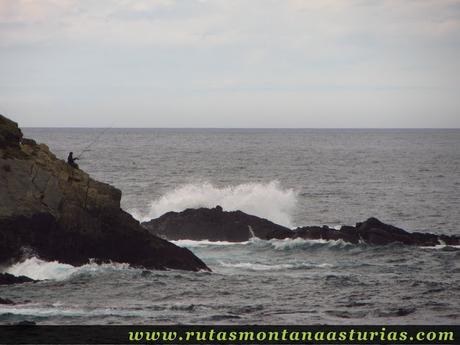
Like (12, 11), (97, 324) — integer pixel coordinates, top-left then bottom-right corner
(0, 115), (209, 271)
(143, 207), (460, 246)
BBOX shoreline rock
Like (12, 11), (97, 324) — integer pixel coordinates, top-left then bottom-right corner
(143, 208), (460, 247)
(0, 273), (35, 286)
(0, 115), (209, 272)
(142, 205), (292, 242)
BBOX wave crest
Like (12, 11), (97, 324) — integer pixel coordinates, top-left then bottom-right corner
(219, 261), (332, 271)
(171, 239), (247, 248)
(249, 237), (353, 251)
(171, 237), (355, 251)
(4, 257), (133, 281)
(131, 181), (297, 227)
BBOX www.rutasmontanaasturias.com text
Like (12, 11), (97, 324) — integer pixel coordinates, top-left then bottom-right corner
(128, 327), (455, 343)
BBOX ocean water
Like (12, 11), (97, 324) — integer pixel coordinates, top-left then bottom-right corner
(1, 128), (459, 324)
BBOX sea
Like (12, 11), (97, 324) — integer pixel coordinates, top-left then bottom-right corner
(1, 128), (459, 324)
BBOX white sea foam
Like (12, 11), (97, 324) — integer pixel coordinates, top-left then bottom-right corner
(272, 238), (352, 251)
(421, 244), (460, 250)
(171, 239), (247, 248)
(219, 261), (332, 271)
(5, 257), (78, 281)
(131, 181), (297, 227)
(4, 257), (134, 281)
(0, 305), (150, 318)
(172, 237), (354, 250)
(249, 237), (353, 251)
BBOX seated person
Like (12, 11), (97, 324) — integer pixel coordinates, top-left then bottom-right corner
(67, 152), (79, 169)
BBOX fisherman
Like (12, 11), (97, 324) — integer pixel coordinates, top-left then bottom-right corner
(67, 152), (79, 169)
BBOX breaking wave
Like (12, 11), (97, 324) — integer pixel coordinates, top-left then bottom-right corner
(131, 181), (297, 227)
(253, 238), (354, 251)
(219, 261), (332, 271)
(0, 305), (151, 318)
(171, 237), (355, 251)
(171, 239), (248, 248)
(4, 257), (134, 281)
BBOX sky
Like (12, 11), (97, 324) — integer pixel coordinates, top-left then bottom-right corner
(0, 0), (459, 128)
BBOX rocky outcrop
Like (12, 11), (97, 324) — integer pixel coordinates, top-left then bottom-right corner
(0, 115), (209, 272)
(0, 273), (35, 285)
(0, 116), (22, 150)
(142, 206), (292, 241)
(282, 217), (459, 246)
(143, 208), (460, 246)
(353, 217), (458, 246)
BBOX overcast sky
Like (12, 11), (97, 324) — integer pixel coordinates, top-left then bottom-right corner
(0, 0), (459, 128)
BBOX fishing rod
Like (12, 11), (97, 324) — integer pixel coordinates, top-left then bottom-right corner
(76, 123), (115, 159)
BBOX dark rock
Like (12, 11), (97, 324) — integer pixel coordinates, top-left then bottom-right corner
(21, 138), (37, 146)
(0, 273), (35, 285)
(0, 115), (22, 149)
(0, 297), (15, 305)
(15, 321), (36, 326)
(294, 218), (459, 246)
(291, 225), (360, 244)
(353, 217), (459, 246)
(0, 114), (209, 272)
(142, 207), (460, 247)
(142, 206), (292, 242)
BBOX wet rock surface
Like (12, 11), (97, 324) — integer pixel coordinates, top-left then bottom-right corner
(0, 273), (35, 286)
(143, 208), (460, 246)
(0, 114), (209, 272)
(143, 205), (292, 241)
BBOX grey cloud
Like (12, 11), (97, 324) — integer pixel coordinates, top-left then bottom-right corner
(0, 0), (459, 127)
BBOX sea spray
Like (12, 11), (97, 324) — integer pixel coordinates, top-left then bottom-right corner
(5, 257), (78, 281)
(247, 237), (354, 251)
(171, 239), (247, 248)
(248, 225), (257, 239)
(131, 181), (298, 227)
(218, 261), (333, 271)
(171, 237), (354, 251)
(4, 257), (134, 281)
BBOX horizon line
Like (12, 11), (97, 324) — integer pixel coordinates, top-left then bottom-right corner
(22, 126), (460, 130)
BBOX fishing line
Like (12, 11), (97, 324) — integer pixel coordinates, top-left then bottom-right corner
(76, 123), (115, 159)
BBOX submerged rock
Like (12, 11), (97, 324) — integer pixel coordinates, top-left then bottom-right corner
(14, 321), (36, 326)
(0, 297), (15, 304)
(142, 205), (292, 241)
(0, 273), (35, 285)
(0, 114), (209, 272)
(143, 207), (460, 246)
